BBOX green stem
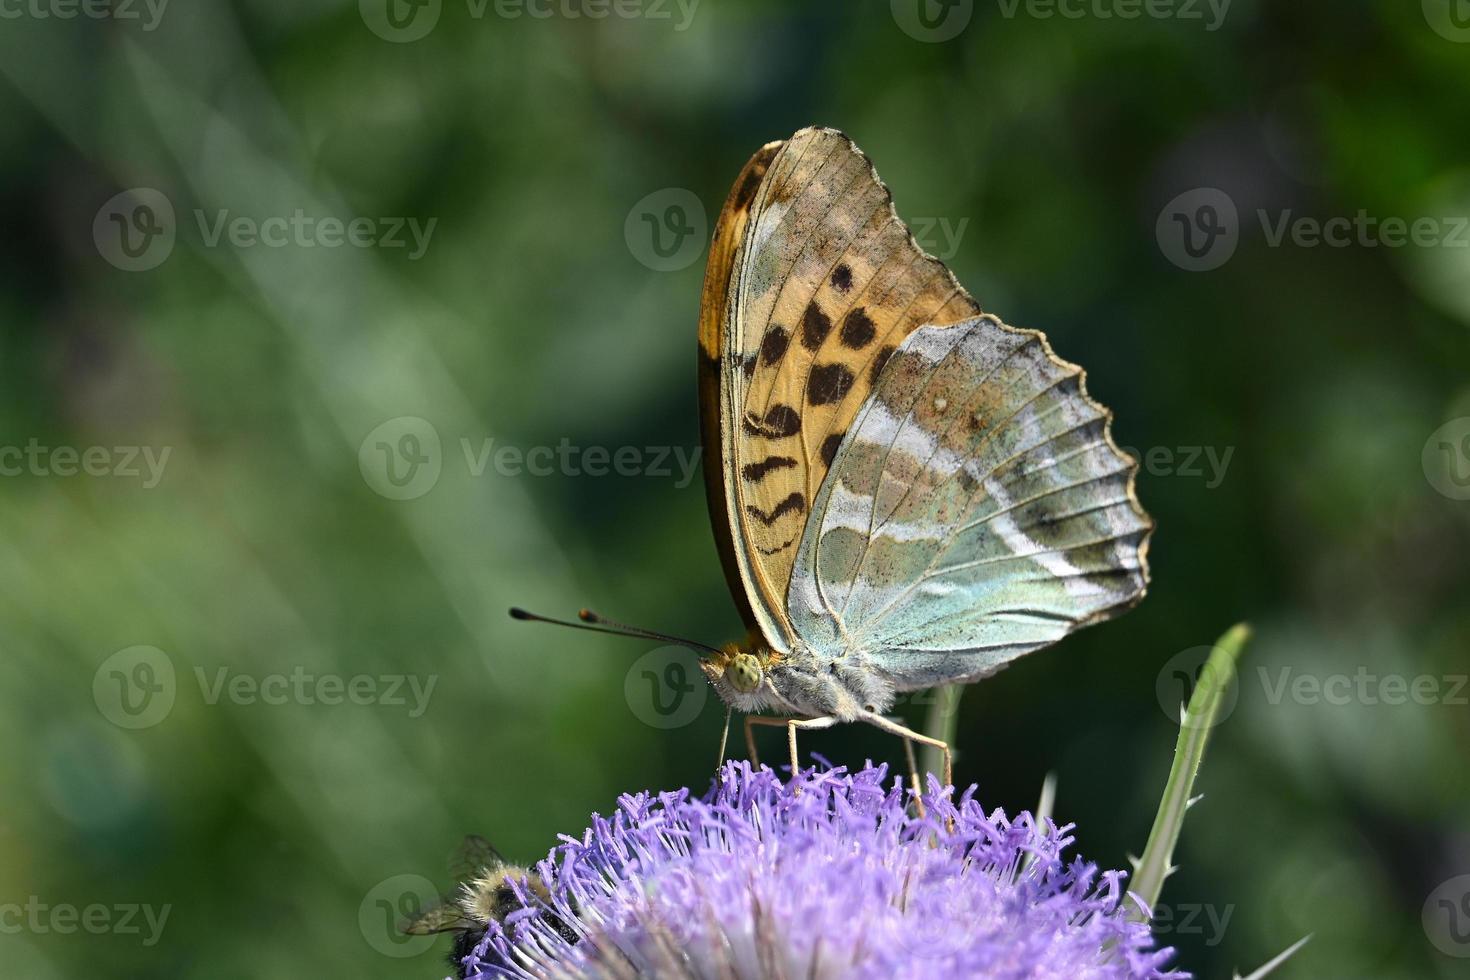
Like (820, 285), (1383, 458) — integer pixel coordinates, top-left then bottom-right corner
(1129, 622), (1251, 918)
(920, 683), (962, 783)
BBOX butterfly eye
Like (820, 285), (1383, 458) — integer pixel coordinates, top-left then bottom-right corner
(728, 653), (763, 693)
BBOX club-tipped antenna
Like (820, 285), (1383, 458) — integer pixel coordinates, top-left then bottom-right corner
(509, 606), (723, 657)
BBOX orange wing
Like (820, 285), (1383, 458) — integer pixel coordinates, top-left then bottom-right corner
(698, 128), (980, 649)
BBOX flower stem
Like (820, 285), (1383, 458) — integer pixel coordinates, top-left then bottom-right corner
(1129, 622), (1251, 918)
(920, 683), (962, 783)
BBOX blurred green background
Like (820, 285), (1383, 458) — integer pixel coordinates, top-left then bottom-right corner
(2, 1), (1468, 977)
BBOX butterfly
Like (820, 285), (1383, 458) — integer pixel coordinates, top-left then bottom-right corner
(515, 127), (1151, 787)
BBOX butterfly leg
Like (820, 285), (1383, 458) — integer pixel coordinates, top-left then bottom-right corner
(858, 711), (952, 792)
(784, 716), (837, 779)
(743, 714), (793, 770)
(893, 728), (926, 819)
(716, 706), (733, 769)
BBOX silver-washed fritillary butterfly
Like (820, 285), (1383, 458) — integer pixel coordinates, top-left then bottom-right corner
(516, 127), (1151, 787)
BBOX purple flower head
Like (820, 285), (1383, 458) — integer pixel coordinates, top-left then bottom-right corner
(462, 762), (1186, 980)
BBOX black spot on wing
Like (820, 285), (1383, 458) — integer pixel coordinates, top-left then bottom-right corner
(733, 166), (764, 210)
(820, 432), (845, 467)
(830, 263), (853, 292)
(742, 455), (798, 482)
(808, 363), (855, 405)
(870, 345), (896, 385)
(839, 308), (875, 349)
(801, 303), (832, 350)
(745, 492), (805, 526)
(759, 325), (790, 366)
(742, 404), (802, 438)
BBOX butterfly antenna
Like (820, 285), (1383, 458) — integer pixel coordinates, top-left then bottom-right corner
(508, 607), (723, 657)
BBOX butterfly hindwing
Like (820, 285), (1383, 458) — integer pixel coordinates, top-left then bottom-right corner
(787, 316), (1151, 687)
(700, 127), (980, 650)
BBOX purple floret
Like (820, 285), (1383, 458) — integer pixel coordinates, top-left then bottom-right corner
(462, 762), (1186, 980)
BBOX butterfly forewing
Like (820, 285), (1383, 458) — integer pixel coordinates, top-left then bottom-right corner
(788, 317), (1151, 686)
(700, 127), (980, 651)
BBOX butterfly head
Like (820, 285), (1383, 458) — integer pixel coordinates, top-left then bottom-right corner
(700, 635), (782, 712)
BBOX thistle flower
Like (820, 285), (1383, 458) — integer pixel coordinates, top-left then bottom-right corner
(460, 762), (1185, 980)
